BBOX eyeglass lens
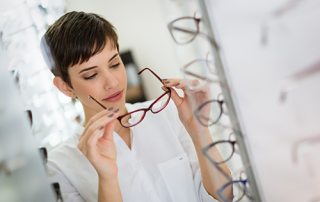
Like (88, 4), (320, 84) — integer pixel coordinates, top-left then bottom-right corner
(220, 180), (251, 202)
(120, 110), (145, 128)
(184, 60), (212, 89)
(151, 93), (170, 113)
(120, 92), (170, 127)
(170, 18), (198, 44)
(207, 141), (234, 164)
(197, 100), (223, 126)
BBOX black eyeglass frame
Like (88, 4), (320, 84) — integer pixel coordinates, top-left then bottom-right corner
(194, 98), (224, 127)
(202, 133), (236, 179)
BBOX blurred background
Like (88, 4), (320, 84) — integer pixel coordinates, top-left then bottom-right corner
(2, 0), (320, 201)
(0, 0), (192, 151)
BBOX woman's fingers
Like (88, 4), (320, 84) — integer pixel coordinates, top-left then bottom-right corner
(79, 108), (119, 142)
(78, 108), (121, 157)
(86, 110), (120, 148)
(162, 78), (211, 109)
(162, 78), (182, 87)
(100, 119), (117, 141)
(80, 107), (115, 136)
(163, 78), (202, 90)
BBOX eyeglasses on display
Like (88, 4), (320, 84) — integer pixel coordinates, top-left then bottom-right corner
(218, 169), (253, 202)
(202, 133), (238, 178)
(182, 52), (226, 91)
(194, 93), (227, 127)
(279, 59), (320, 103)
(168, 13), (219, 49)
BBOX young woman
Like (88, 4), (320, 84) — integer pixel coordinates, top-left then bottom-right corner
(42, 11), (232, 202)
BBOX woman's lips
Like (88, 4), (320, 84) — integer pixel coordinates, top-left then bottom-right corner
(103, 91), (123, 102)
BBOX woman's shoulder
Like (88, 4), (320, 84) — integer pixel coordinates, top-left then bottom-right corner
(48, 136), (77, 162)
(47, 125), (84, 166)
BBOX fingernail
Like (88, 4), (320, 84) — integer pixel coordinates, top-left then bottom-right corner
(114, 108), (120, 113)
(108, 113), (114, 117)
(165, 81), (170, 84)
(174, 83), (180, 86)
(162, 79), (167, 81)
(99, 126), (104, 130)
(108, 107), (113, 111)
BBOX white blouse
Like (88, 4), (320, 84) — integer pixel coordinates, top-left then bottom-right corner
(47, 99), (220, 202)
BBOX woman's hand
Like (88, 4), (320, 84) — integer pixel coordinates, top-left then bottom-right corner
(163, 79), (212, 140)
(78, 108), (121, 180)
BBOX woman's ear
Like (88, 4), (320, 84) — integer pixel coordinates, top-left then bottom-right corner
(53, 77), (75, 98)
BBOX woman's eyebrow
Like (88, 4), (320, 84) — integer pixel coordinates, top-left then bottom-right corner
(79, 66), (97, 74)
(78, 53), (119, 74)
(108, 53), (119, 62)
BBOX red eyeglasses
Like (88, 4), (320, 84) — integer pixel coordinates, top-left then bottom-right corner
(89, 68), (171, 128)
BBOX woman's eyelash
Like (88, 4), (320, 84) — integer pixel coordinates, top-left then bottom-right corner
(83, 63), (120, 80)
(111, 63), (120, 68)
(84, 73), (97, 80)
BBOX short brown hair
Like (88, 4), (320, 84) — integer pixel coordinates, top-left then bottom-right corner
(45, 11), (119, 88)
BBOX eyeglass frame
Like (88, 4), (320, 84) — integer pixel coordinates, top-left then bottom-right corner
(279, 59), (320, 103)
(194, 93), (225, 127)
(261, 0), (303, 46)
(217, 179), (249, 202)
(217, 169), (254, 202)
(167, 14), (219, 50)
(89, 68), (171, 128)
(202, 133), (236, 179)
(291, 134), (320, 164)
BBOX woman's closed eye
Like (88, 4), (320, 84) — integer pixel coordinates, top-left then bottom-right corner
(83, 63), (120, 80)
(84, 73), (97, 80)
(111, 63), (120, 68)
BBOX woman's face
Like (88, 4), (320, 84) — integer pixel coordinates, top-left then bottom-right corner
(68, 42), (127, 116)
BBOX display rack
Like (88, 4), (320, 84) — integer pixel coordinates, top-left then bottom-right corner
(195, 0), (320, 201)
(196, 1), (262, 201)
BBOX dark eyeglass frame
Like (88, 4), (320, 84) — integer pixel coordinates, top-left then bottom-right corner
(194, 98), (224, 127)
(217, 178), (251, 202)
(202, 133), (236, 179)
(168, 15), (219, 49)
(89, 68), (171, 128)
(217, 169), (253, 202)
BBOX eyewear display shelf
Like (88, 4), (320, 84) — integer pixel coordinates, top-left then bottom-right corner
(197, 0), (261, 201)
(0, 65), (56, 202)
(198, 0), (320, 201)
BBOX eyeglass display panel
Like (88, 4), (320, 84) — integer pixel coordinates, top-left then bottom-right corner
(199, 0), (320, 201)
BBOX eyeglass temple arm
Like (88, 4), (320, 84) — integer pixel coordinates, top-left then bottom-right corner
(170, 26), (198, 35)
(279, 59), (320, 102)
(138, 68), (164, 84)
(88, 95), (107, 109)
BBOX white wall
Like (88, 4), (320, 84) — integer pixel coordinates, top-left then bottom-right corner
(65, 0), (181, 100)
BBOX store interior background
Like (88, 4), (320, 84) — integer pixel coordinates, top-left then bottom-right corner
(2, 0), (320, 201)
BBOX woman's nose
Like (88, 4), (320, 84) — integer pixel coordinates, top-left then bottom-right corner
(103, 71), (118, 90)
